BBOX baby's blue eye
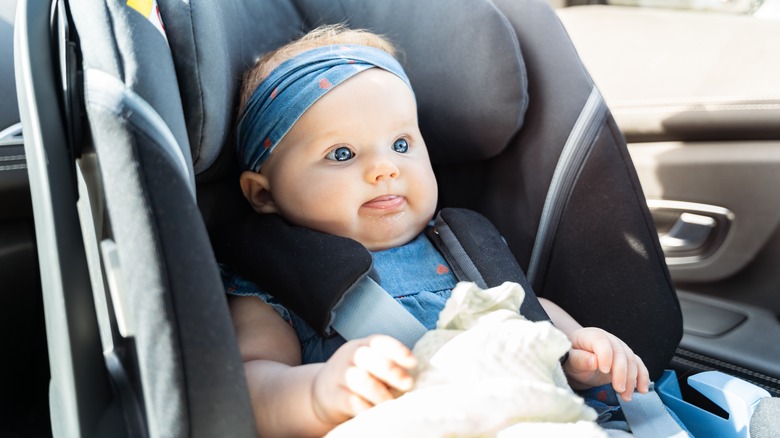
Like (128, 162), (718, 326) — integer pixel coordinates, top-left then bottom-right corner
(326, 146), (355, 161)
(393, 138), (409, 153)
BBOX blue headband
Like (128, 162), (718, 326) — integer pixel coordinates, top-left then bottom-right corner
(236, 44), (413, 172)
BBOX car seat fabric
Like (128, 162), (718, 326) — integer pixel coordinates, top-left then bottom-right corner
(70, 0), (194, 185)
(64, 0), (256, 436)
(157, 0), (303, 177)
(433, 0), (682, 378)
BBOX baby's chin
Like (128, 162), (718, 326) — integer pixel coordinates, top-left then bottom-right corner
(313, 213), (433, 251)
(359, 227), (427, 252)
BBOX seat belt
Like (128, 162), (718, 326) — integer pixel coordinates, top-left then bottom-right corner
(618, 386), (690, 437)
(330, 276), (427, 349)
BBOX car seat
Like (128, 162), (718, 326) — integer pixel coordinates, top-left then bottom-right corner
(16, 0), (739, 435)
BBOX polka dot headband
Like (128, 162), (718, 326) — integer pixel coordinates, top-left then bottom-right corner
(236, 44), (414, 172)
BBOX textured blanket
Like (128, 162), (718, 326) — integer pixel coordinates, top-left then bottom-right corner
(326, 281), (606, 437)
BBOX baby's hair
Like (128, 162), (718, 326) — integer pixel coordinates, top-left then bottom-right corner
(238, 24), (399, 116)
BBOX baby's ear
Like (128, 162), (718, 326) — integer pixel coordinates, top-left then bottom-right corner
(240, 171), (278, 214)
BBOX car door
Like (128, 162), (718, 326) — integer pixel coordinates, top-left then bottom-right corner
(557, 0), (780, 395)
(1, 0), (51, 436)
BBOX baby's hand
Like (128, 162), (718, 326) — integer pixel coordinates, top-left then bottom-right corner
(563, 327), (650, 401)
(312, 335), (417, 424)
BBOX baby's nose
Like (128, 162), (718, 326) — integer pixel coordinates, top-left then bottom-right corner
(366, 157), (400, 182)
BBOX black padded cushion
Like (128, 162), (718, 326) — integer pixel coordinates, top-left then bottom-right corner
(159, 0), (528, 175)
(211, 208), (373, 335)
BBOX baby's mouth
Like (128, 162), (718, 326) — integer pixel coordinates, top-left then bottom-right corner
(362, 195), (405, 210)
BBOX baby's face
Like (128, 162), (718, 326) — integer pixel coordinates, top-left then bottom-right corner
(260, 68), (438, 251)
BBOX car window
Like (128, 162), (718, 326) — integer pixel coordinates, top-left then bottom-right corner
(607, 0), (778, 16)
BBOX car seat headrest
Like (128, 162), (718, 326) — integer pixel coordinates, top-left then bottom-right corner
(160, 0), (528, 176)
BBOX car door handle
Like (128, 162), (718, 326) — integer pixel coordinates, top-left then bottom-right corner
(647, 199), (733, 265)
(659, 212), (716, 254)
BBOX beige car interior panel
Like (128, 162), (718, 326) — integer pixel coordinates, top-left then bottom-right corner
(631, 140), (780, 281)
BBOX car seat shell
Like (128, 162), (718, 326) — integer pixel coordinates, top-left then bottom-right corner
(16, 0), (683, 435)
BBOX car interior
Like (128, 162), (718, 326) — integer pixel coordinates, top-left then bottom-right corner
(1, 1), (50, 436)
(3, 0), (780, 436)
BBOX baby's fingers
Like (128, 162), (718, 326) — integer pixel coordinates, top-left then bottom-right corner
(617, 355), (638, 401)
(343, 366), (395, 407)
(355, 336), (416, 392)
(606, 341), (629, 394)
(367, 335), (417, 369)
(565, 349), (598, 374)
(571, 329), (615, 375)
(616, 353), (652, 401)
(636, 357), (650, 394)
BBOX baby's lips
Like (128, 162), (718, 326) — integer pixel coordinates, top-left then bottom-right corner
(362, 195), (405, 210)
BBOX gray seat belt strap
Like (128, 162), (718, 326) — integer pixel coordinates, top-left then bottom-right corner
(618, 386), (690, 437)
(330, 276), (427, 348)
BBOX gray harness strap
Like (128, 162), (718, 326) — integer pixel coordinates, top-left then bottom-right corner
(435, 219), (489, 289)
(619, 387), (690, 437)
(330, 276), (427, 349)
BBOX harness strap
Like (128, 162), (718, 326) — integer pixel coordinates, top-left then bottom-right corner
(331, 276), (427, 349)
(330, 207), (551, 346)
(429, 208), (551, 323)
(433, 218), (489, 289)
(618, 386), (690, 437)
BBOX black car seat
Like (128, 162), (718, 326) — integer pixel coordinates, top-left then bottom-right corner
(16, 0), (254, 436)
(15, 0), (682, 436)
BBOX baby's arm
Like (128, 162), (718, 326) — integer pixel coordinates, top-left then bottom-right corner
(539, 297), (650, 401)
(229, 295), (416, 436)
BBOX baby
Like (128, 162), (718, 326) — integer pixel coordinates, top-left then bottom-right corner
(226, 25), (649, 436)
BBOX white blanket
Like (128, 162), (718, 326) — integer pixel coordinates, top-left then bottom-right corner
(326, 281), (607, 437)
